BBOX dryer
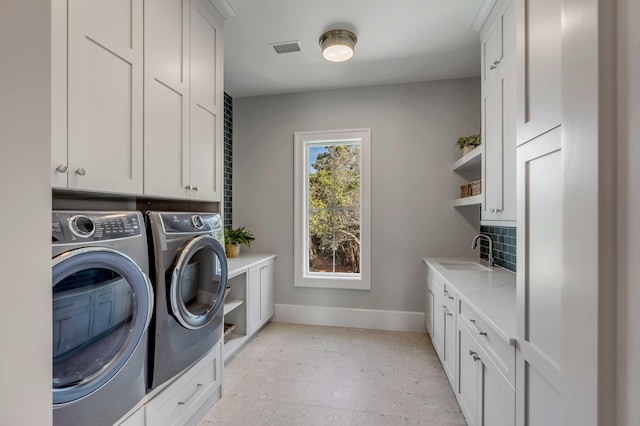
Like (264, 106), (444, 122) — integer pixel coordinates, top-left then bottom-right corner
(51, 211), (153, 426)
(145, 211), (228, 391)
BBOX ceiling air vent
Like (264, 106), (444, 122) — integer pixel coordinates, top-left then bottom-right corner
(270, 40), (302, 55)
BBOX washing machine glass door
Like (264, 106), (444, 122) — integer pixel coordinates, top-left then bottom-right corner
(51, 247), (153, 405)
(170, 235), (228, 329)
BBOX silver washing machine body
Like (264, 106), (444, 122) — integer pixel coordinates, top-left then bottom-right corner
(51, 211), (153, 426)
(145, 211), (228, 391)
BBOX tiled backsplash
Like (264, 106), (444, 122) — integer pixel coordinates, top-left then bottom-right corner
(224, 92), (233, 229)
(479, 225), (516, 272)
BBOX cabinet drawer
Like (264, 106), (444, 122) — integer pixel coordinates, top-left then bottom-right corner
(459, 299), (515, 386)
(146, 345), (221, 426)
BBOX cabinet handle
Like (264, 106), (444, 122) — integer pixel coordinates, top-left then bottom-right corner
(178, 383), (203, 405)
(192, 186), (199, 191)
(55, 165), (68, 173)
(473, 354), (482, 362)
(489, 59), (501, 70)
(75, 168), (86, 176)
(447, 295), (454, 301)
(185, 185), (192, 190)
(469, 350), (477, 357)
(469, 319), (488, 336)
(490, 208), (503, 213)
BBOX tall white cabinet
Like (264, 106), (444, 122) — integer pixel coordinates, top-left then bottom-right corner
(515, 0), (563, 424)
(480, 0), (517, 224)
(52, 0), (224, 201)
(52, 0), (144, 194)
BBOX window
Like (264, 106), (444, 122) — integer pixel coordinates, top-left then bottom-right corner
(294, 129), (371, 289)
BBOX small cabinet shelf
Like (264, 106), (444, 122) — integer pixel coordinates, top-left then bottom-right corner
(223, 299), (244, 316)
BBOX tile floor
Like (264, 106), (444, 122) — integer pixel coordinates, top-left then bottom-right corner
(198, 322), (466, 425)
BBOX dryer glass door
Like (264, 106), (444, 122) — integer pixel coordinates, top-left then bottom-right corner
(170, 235), (228, 329)
(51, 248), (152, 405)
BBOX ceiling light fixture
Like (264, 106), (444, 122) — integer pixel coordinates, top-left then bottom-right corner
(319, 29), (357, 62)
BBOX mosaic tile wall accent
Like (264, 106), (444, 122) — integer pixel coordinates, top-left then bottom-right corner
(479, 225), (516, 272)
(224, 92), (233, 229)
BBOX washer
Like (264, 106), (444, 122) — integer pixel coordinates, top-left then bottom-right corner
(145, 211), (228, 391)
(51, 211), (153, 426)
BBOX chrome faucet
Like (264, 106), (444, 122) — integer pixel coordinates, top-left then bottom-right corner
(471, 234), (494, 266)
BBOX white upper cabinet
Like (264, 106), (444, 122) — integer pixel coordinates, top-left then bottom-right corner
(53, 0), (223, 200)
(143, 0), (191, 199)
(53, 0), (144, 194)
(516, 0), (561, 145)
(144, 0), (223, 201)
(480, 0), (517, 224)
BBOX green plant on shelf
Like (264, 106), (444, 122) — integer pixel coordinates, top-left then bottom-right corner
(224, 227), (255, 247)
(455, 133), (481, 150)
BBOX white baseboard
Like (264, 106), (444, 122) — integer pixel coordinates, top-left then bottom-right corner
(273, 304), (425, 333)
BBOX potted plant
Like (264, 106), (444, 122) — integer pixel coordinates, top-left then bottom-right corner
(456, 133), (481, 155)
(224, 227), (255, 258)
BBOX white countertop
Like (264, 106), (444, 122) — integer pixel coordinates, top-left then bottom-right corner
(227, 253), (277, 278)
(423, 257), (517, 344)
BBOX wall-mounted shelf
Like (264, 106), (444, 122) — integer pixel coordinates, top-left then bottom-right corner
(452, 147), (482, 174)
(453, 194), (482, 207)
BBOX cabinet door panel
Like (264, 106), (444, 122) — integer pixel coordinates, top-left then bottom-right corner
(190, 105), (219, 200)
(189, 0), (222, 201)
(516, 128), (562, 425)
(457, 321), (478, 426)
(145, 81), (190, 197)
(190, 0), (220, 113)
(483, 85), (503, 220)
(144, 0), (190, 198)
(260, 263), (275, 322)
(443, 305), (456, 382)
(248, 266), (261, 335)
(517, 0), (561, 144)
(67, 0), (143, 194)
(479, 346), (515, 426)
(482, 20), (499, 89)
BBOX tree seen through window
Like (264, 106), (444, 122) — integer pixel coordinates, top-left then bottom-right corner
(307, 143), (361, 274)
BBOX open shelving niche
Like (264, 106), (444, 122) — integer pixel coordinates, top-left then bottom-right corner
(451, 146), (482, 208)
(223, 271), (248, 361)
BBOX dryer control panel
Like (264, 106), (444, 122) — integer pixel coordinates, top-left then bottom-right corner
(160, 213), (221, 234)
(52, 211), (142, 243)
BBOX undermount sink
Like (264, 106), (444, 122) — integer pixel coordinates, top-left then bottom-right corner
(439, 261), (492, 272)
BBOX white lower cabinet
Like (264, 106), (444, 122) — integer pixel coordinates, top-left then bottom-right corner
(457, 319), (515, 426)
(116, 343), (222, 426)
(425, 285), (435, 336)
(224, 254), (277, 361)
(248, 260), (275, 335)
(427, 266), (457, 385)
(424, 259), (517, 426)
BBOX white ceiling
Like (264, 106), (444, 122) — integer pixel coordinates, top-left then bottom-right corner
(222, 0), (485, 98)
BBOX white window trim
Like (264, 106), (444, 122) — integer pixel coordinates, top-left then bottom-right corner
(293, 129), (371, 290)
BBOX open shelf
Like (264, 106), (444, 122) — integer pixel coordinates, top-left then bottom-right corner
(223, 299), (244, 316)
(452, 194), (482, 207)
(452, 147), (482, 173)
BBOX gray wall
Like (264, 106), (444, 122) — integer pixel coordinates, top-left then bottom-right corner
(0, 0), (52, 424)
(233, 78), (480, 313)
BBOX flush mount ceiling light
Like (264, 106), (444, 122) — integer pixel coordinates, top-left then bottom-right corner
(319, 29), (357, 62)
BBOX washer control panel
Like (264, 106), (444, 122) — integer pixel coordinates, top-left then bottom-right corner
(52, 211), (142, 243)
